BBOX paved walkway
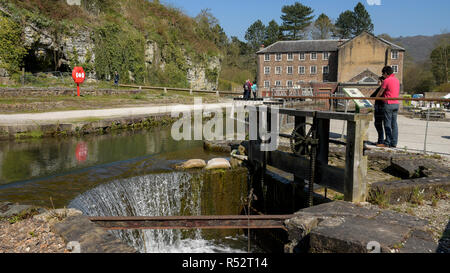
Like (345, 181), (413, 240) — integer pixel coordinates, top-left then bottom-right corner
(0, 101), (262, 125)
(330, 115), (450, 155)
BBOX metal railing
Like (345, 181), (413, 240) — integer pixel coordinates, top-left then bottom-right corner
(273, 94), (450, 156)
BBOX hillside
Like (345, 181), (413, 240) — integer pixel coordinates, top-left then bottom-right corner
(0, 0), (230, 89)
(392, 33), (450, 63)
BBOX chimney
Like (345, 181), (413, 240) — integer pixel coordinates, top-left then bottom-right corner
(260, 44), (265, 50)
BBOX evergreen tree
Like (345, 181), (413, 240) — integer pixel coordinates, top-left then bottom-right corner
(352, 2), (374, 36)
(335, 2), (374, 39)
(280, 2), (314, 40)
(264, 20), (281, 46)
(244, 20), (266, 52)
(335, 10), (354, 39)
(312, 13), (334, 40)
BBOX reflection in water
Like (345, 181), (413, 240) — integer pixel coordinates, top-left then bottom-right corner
(0, 127), (224, 207)
(75, 142), (88, 163)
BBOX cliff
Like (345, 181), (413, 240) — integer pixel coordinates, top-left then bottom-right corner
(0, 0), (223, 90)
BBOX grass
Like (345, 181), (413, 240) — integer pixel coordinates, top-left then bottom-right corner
(14, 130), (44, 139)
(409, 187), (425, 205)
(1, 207), (40, 224)
(368, 188), (390, 209)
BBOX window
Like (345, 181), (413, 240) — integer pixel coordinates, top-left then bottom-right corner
(323, 52), (329, 60)
(275, 66), (282, 75)
(275, 53), (282, 61)
(264, 54), (270, 61)
(310, 66), (317, 74)
(264, 81), (270, 88)
(323, 66), (329, 74)
(287, 53), (293, 61)
(298, 66), (305, 75)
(287, 66), (293, 75)
(299, 53), (305, 60)
(264, 67), (270, 74)
(392, 65), (398, 73)
(287, 80), (293, 87)
(391, 51), (398, 60)
(311, 52), (317, 60)
(275, 81), (281, 87)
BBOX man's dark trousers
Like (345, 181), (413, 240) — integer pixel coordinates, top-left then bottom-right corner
(374, 104), (384, 144)
(383, 104), (399, 147)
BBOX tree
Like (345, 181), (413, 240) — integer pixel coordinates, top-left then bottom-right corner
(352, 2), (374, 36)
(280, 2), (314, 40)
(0, 15), (27, 75)
(245, 20), (266, 52)
(335, 2), (374, 39)
(264, 20), (282, 46)
(430, 41), (449, 86)
(334, 10), (354, 39)
(312, 13), (334, 40)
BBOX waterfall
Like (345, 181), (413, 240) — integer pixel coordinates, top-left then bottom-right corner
(69, 172), (246, 253)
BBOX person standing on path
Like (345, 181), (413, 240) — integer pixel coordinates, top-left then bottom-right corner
(114, 71), (119, 87)
(243, 79), (251, 99)
(251, 80), (258, 99)
(371, 76), (385, 145)
(376, 66), (400, 148)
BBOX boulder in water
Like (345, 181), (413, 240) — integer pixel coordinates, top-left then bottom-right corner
(178, 159), (207, 169)
(205, 158), (231, 170)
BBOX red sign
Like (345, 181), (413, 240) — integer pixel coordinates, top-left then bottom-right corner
(75, 142), (88, 163)
(72, 67), (85, 84)
(72, 67), (85, 96)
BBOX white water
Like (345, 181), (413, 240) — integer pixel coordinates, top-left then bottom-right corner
(69, 172), (247, 253)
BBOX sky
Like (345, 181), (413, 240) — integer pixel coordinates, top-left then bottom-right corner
(161, 0), (450, 41)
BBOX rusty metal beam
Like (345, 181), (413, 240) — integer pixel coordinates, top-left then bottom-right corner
(88, 215), (295, 231)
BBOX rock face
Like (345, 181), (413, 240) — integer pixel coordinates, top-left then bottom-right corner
(2, 2), (221, 89)
(284, 201), (439, 253)
(145, 41), (221, 90)
(186, 56), (221, 90)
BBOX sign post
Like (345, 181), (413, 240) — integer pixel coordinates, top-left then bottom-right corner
(342, 88), (373, 113)
(72, 67), (85, 97)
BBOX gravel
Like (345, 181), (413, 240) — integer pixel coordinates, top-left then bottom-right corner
(0, 217), (69, 253)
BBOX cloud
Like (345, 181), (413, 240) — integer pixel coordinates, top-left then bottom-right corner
(367, 0), (382, 5)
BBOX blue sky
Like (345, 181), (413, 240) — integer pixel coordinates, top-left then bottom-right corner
(161, 0), (449, 40)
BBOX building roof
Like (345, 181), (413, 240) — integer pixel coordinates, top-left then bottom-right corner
(257, 32), (405, 54)
(338, 31), (405, 51)
(256, 40), (345, 54)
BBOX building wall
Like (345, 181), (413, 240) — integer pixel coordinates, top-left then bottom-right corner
(257, 51), (338, 95)
(337, 32), (403, 85)
(387, 50), (404, 85)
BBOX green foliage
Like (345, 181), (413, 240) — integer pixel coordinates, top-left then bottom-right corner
(352, 2), (374, 36)
(0, 15), (28, 74)
(335, 10), (355, 39)
(368, 188), (390, 208)
(264, 20), (281, 46)
(312, 13), (334, 40)
(335, 3), (374, 39)
(93, 23), (146, 84)
(280, 2), (314, 40)
(409, 187), (425, 205)
(245, 20), (266, 52)
(205, 67), (219, 83)
(430, 43), (449, 85)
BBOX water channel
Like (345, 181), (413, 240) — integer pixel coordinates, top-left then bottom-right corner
(0, 126), (261, 253)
